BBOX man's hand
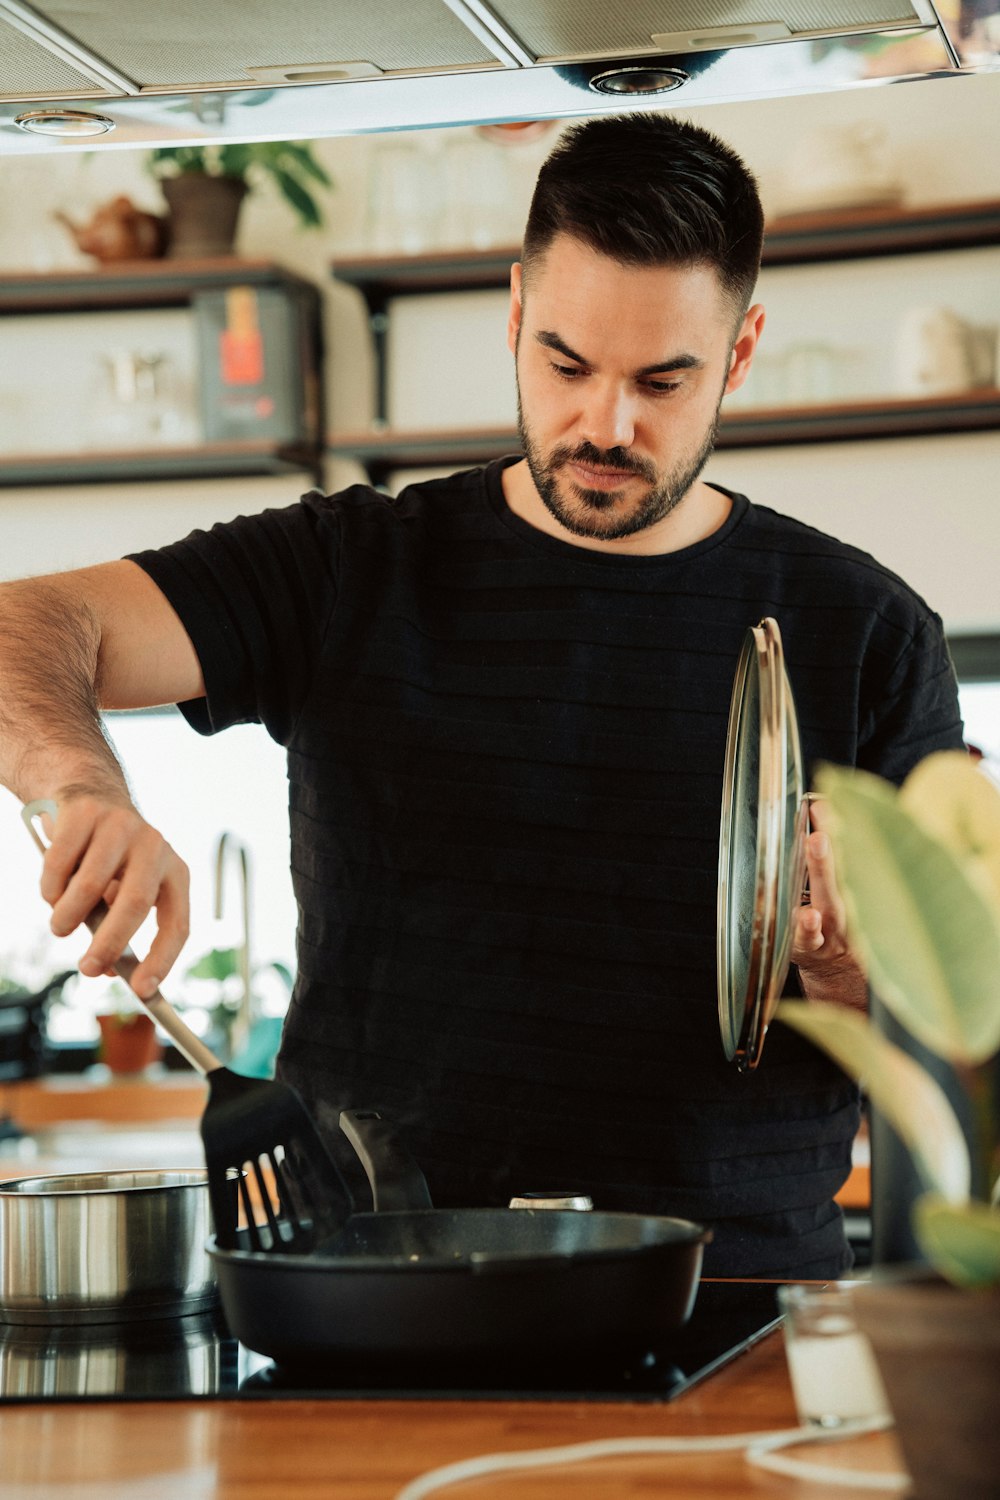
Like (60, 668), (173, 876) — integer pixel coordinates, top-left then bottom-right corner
(40, 792), (190, 1000)
(790, 797), (868, 1013)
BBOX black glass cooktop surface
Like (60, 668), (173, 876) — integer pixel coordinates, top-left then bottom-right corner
(0, 1279), (782, 1405)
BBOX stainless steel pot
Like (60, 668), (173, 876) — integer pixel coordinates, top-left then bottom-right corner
(0, 1169), (217, 1324)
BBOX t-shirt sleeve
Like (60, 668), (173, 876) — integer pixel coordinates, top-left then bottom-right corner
(858, 608), (966, 783)
(124, 490), (344, 745)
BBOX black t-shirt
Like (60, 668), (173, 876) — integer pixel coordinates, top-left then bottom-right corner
(128, 459), (964, 1276)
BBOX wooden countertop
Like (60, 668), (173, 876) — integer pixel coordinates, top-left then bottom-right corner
(0, 1069), (206, 1126)
(0, 1328), (907, 1498)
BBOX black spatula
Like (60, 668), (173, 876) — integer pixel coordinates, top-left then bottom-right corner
(22, 800), (353, 1253)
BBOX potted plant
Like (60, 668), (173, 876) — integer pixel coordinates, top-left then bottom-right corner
(97, 982), (162, 1074)
(778, 749), (1000, 1499)
(145, 140), (333, 258)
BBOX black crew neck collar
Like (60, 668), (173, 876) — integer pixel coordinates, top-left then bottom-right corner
(482, 456), (749, 568)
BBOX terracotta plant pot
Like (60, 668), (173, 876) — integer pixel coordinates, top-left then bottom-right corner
(850, 1273), (1000, 1500)
(161, 174), (247, 259)
(97, 1013), (161, 1074)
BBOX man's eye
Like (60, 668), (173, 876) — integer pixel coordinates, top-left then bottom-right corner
(643, 380), (682, 395)
(551, 362), (585, 379)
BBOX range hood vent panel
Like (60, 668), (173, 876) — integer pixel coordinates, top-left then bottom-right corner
(1, 0), (986, 158)
(490, 0), (926, 59)
(0, 13), (113, 96)
(24, 0), (500, 91)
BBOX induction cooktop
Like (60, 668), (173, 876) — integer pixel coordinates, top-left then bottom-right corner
(0, 1280), (782, 1405)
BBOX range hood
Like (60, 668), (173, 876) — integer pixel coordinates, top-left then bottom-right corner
(0, 0), (996, 155)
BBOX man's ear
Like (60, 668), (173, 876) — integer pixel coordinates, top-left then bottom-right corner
(507, 263), (524, 357)
(725, 303), (766, 395)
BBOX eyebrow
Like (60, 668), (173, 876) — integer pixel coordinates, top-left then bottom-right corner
(535, 329), (705, 376)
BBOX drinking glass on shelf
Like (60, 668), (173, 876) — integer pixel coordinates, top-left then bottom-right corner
(783, 342), (840, 406)
(366, 139), (441, 255)
(438, 130), (512, 249)
(739, 350), (789, 408)
(88, 350), (195, 449)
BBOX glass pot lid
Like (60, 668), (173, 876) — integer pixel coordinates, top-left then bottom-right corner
(717, 617), (809, 1071)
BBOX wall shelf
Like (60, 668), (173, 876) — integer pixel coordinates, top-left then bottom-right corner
(331, 199), (1000, 301)
(330, 198), (1000, 480)
(0, 260), (325, 486)
(329, 390), (1000, 485)
(0, 441), (322, 489)
(718, 388), (1000, 446)
(0, 259), (320, 313)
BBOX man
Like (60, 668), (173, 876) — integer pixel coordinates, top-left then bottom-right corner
(0, 113), (963, 1277)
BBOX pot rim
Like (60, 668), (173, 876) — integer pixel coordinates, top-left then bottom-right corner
(0, 1168), (208, 1198)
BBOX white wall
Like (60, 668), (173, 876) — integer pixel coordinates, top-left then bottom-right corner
(0, 474), (313, 583)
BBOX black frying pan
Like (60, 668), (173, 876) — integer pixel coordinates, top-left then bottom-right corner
(209, 1109), (710, 1370)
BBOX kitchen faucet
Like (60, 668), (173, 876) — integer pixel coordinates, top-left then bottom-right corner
(213, 831), (253, 1059)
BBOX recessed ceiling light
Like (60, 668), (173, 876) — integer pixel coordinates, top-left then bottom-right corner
(588, 66), (689, 96)
(13, 109), (115, 137)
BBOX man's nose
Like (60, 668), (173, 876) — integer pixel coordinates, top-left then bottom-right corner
(577, 384), (636, 451)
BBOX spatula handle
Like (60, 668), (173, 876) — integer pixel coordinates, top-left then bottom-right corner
(86, 910), (221, 1078)
(22, 798), (222, 1080)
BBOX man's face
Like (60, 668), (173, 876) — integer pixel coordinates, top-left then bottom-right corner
(507, 233), (761, 542)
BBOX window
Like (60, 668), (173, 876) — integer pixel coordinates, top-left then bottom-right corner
(0, 709), (294, 1035)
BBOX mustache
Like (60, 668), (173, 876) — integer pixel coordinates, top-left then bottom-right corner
(553, 443), (656, 482)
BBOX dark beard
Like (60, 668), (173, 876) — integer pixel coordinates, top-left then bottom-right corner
(516, 387), (722, 543)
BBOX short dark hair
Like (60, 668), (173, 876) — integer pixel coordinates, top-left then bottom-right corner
(522, 113), (764, 322)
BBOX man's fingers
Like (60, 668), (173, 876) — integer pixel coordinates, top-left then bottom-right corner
(43, 798), (132, 915)
(127, 869), (191, 1000)
(802, 829), (847, 933)
(79, 849), (188, 979)
(38, 797), (191, 993)
(791, 904), (825, 958)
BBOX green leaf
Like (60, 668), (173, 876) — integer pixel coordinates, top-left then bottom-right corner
(778, 1000), (971, 1202)
(218, 143), (254, 179)
(278, 142), (333, 187)
(901, 750), (1000, 913)
(185, 946), (240, 982)
(815, 764), (1000, 1064)
(267, 960), (294, 991)
(270, 167), (322, 227)
(148, 145), (212, 177)
(913, 1193), (1000, 1288)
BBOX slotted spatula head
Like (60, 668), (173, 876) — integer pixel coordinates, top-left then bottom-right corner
(201, 1069), (354, 1252)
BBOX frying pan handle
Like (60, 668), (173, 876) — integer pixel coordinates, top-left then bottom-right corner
(338, 1109), (434, 1212)
(21, 799), (222, 1080)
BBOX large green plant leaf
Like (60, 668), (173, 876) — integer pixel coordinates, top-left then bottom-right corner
(185, 946), (239, 982)
(279, 141), (333, 187)
(815, 765), (1000, 1064)
(901, 750), (1000, 911)
(270, 167), (322, 227)
(778, 1000), (970, 1203)
(913, 1193), (1000, 1288)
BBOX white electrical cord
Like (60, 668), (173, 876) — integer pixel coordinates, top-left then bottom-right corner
(745, 1419), (908, 1488)
(393, 1415), (908, 1500)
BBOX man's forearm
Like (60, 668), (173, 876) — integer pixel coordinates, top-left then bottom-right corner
(0, 578), (130, 805)
(0, 569), (191, 998)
